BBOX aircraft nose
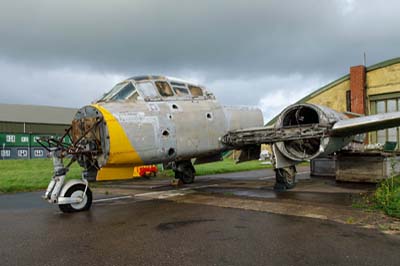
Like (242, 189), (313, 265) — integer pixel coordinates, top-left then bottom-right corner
(71, 105), (104, 147)
(89, 104), (143, 166)
(71, 105), (106, 180)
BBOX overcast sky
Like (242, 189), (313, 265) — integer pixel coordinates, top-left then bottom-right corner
(1, 0), (400, 121)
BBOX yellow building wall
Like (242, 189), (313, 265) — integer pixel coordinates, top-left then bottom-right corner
(367, 62), (400, 101)
(366, 62), (400, 143)
(266, 58), (400, 146)
(303, 62), (400, 115)
(306, 79), (350, 112)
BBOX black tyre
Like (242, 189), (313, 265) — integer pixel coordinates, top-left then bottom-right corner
(59, 184), (93, 213)
(275, 166), (296, 189)
(174, 161), (196, 184)
(175, 167), (195, 184)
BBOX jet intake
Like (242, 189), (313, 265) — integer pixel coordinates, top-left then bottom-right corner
(221, 103), (354, 167)
(274, 104), (352, 163)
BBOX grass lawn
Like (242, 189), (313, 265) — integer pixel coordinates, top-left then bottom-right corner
(0, 159), (81, 193)
(159, 158), (273, 178)
(0, 158), (273, 193)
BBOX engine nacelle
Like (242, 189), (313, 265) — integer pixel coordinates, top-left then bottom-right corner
(274, 103), (353, 167)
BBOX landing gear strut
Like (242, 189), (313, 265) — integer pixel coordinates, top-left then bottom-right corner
(274, 166), (296, 191)
(43, 148), (93, 213)
(38, 133), (94, 213)
(173, 160), (196, 184)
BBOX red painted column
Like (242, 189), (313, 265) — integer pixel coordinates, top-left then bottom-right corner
(350, 65), (366, 115)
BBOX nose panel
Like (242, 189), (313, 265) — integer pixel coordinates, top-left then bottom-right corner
(72, 105), (106, 181)
(72, 106), (104, 145)
(72, 104), (145, 181)
(91, 104), (143, 166)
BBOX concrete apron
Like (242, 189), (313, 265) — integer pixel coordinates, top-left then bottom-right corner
(93, 177), (400, 236)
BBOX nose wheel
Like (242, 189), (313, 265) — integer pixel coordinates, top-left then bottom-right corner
(59, 184), (93, 213)
(174, 160), (196, 184)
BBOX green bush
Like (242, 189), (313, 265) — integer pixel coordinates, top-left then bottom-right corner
(374, 175), (400, 218)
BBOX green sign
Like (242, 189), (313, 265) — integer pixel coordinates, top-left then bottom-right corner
(0, 133), (72, 148)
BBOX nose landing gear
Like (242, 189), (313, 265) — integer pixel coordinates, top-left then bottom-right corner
(38, 134), (94, 213)
(58, 184), (93, 213)
(42, 148), (93, 213)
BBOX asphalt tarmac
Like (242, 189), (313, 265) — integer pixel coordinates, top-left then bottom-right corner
(1, 170), (399, 266)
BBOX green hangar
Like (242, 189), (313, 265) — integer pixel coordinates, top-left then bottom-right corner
(0, 104), (76, 159)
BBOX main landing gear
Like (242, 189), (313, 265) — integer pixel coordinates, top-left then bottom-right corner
(173, 160), (196, 184)
(274, 165), (297, 191)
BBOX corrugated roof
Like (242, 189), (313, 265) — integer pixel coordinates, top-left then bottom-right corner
(294, 57), (400, 105)
(0, 103), (77, 124)
(266, 57), (400, 126)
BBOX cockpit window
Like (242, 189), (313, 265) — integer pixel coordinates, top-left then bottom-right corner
(110, 82), (136, 101)
(172, 86), (190, 96)
(188, 85), (203, 96)
(127, 90), (139, 101)
(136, 82), (159, 98)
(155, 81), (174, 97)
(99, 82), (127, 102)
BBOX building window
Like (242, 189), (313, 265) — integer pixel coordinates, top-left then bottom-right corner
(1, 149), (11, 158)
(346, 90), (351, 112)
(371, 97), (399, 145)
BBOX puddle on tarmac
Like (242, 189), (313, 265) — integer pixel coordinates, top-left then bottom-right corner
(195, 187), (358, 206)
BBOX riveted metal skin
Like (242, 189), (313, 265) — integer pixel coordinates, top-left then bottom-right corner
(71, 76), (264, 180)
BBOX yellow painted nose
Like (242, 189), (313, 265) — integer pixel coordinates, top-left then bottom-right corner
(91, 104), (143, 165)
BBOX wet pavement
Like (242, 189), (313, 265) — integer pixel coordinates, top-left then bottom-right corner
(195, 186), (358, 206)
(1, 168), (399, 266)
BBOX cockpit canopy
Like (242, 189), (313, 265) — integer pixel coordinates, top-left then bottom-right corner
(97, 75), (214, 103)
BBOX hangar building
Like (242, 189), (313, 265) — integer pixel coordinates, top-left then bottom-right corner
(0, 104), (76, 159)
(269, 57), (400, 147)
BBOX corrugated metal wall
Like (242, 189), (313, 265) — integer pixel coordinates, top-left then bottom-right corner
(0, 133), (72, 160)
(0, 121), (69, 134)
(0, 122), (71, 160)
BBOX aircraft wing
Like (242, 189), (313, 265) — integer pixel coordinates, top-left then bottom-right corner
(331, 112), (400, 137)
(222, 111), (400, 147)
(222, 103), (400, 168)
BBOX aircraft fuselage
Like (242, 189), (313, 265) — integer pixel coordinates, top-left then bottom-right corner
(71, 76), (263, 180)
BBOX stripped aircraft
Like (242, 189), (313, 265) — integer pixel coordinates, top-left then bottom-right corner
(40, 75), (400, 212)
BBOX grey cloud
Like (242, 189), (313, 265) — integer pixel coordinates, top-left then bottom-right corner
(0, 0), (399, 121)
(1, 0), (400, 79)
(0, 60), (123, 108)
(207, 74), (329, 121)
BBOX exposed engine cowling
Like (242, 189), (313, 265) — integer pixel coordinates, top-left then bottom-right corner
(274, 104), (353, 167)
(71, 105), (109, 180)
